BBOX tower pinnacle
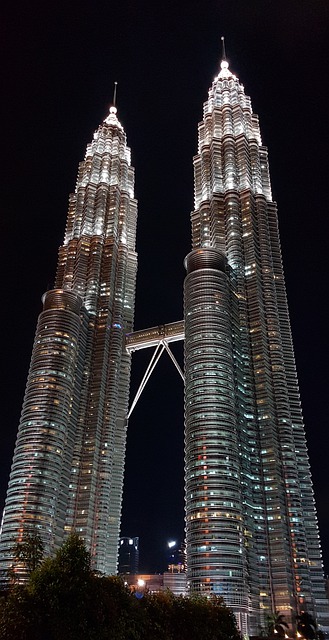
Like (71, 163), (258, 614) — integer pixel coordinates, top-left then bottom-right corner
(105, 82), (123, 128)
(220, 35), (229, 72)
(112, 81), (118, 108)
(221, 35), (227, 61)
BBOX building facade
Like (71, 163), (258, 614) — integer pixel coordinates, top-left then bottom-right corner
(184, 57), (328, 634)
(118, 536), (139, 575)
(124, 572), (187, 597)
(0, 104), (138, 577)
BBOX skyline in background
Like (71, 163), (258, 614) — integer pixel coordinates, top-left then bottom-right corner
(1, 0), (329, 574)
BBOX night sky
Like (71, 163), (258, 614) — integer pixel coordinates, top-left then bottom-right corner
(1, 0), (329, 574)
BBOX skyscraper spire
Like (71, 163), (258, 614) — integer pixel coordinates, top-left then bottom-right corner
(105, 82), (122, 127)
(112, 80), (118, 108)
(221, 35), (227, 61)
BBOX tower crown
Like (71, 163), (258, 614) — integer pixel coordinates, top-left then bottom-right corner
(218, 59), (234, 80)
(217, 36), (236, 80)
(105, 81), (121, 128)
(104, 104), (123, 130)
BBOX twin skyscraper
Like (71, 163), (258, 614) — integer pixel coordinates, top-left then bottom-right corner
(0, 54), (328, 636)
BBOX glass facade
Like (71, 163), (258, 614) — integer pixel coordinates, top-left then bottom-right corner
(184, 60), (329, 635)
(0, 105), (137, 577)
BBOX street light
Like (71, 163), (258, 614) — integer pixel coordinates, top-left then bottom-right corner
(135, 578), (146, 600)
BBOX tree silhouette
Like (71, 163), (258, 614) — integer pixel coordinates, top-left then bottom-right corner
(267, 611), (289, 637)
(13, 531), (44, 573)
(296, 612), (317, 640)
(0, 534), (242, 639)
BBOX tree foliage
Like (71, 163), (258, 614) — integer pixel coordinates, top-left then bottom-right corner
(0, 534), (242, 640)
(266, 610), (289, 637)
(296, 612), (318, 640)
(13, 530), (44, 574)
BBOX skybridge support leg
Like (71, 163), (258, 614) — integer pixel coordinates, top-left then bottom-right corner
(127, 340), (184, 419)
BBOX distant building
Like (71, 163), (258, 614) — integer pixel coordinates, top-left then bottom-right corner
(163, 571), (187, 596)
(126, 573), (163, 594)
(167, 540), (186, 573)
(118, 536), (139, 575)
(125, 572), (186, 596)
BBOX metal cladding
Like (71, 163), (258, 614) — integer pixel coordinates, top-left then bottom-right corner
(1, 289), (84, 558)
(0, 106), (138, 577)
(184, 59), (329, 635)
(184, 248), (226, 274)
(184, 248), (248, 615)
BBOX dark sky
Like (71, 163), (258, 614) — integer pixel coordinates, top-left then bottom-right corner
(1, 0), (329, 574)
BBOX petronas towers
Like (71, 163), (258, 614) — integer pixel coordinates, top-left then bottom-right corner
(1, 53), (328, 636)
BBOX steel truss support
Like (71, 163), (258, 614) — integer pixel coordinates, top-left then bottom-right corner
(127, 339), (184, 419)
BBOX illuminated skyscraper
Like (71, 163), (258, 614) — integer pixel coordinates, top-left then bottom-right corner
(0, 103), (137, 577)
(0, 45), (327, 640)
(184, 53), (328, 634)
